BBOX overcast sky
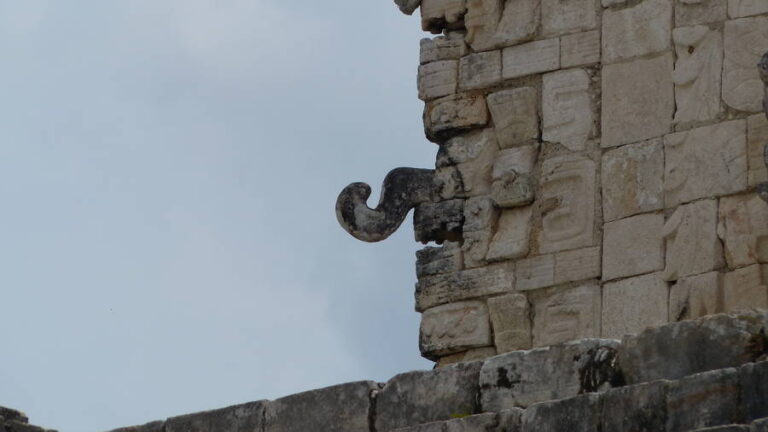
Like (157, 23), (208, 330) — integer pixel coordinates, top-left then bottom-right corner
(0, 1), (436, 431)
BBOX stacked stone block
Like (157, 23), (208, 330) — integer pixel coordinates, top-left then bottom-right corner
(412, 0), (768, 366)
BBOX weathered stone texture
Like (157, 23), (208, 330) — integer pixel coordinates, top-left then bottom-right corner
(439, 129), (499, 198)
(521, 393), (601, 432)
(669, 272), (723, 322)
(166, 402), (265, 432)
(723, 264), (768, 312)
(515, 254), (555, 292)
(420, 0), (467, 34)
(723, 16), (768, 112)
(436, 347), (497, 369)
(420, 34), (468, 64)
(675, 0), (728, 26)
(673, 26), (723, 125)
(741, 361), (768, 422)
(459, 51), (501, 91)
(554, 246), (601, 285)
(663, 199), (725, 281)
(601, 139), (664, 222)
(465, 0), (539, 52)
(602, 273), (669, 339)
(420, 300), (492, 358)
(416, 243), (463, 278)
(391, 413), (498, 432)
(418, 60), (458, 101)
(602, 213), (665, 281)
(561, 30), (601, 68)
(425, 94), (489, 141)
(666, 368), (743, 432)
(530, 283), (602, 347)
(488, 293), (532, 353)
(487, 87), (538, 149)
(414, 199), (465, 244)
(491, 145), (538, 179)
(416, 261), (514, 311)
(728, 0), (768, 18)
(601, 381), (669, 432)
(717, 194), (768, 269)
(486, 207), (532, 262)
(502, 38), (560, 80)
(748, 114), (768, 187)
(602, 0), (672, 64)
(542, 68), (594, 152)
(540, 0), (598, 38)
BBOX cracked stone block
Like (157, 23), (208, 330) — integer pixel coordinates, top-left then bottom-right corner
(376, 362), (481, 431)
(391, 413), (498, 432)
(480, 339), (621, 411)
(515, 254), (555, 291)
(723, 264), (768, 312)
(723, 16), (768, 113)
(486, 206), (533, 262)
(492, 145), (538, 179)
(436, 346), (497, 368)
(601, 53), (674, 148)
(420, 300), (492, 359)
(669, 272), (723, 322)
(748, 114), (768, 187)
(421, 0), (467, 34)
(530, 283), (602, 347)
(554, 246), (601, 285)
(502, 38), (560, 80)
(487, 87), (539, 149)
(601, 381), (669, 432)
(165, 402), (265, 432)
(675, 0), (727, 26)
(718, 194), (768, 269)
(663, 199), (724, 282)
(601, 139), (664, 222)
(602, 0), (672, 64)
(459, 50), (501, 91)
(521, 393), (601, 432)
(464, 196), (497, 232)
(418, 60), (459, 101)
(464, 0), (539, 52)
(416, 261), (515, 311)
(420, 34), (469, 64)
(602, 273), (670, 339)
(561, 30), (601, 68)
(488, 293), (532, 353)
(263, 382), (376, 432)
(540, 0), (598, 38)
(673, 26), (723, 125)
(728, 0), (768, 18)
(416, 242), (463, 278)
(666, 368), (743, 432)
(741, 361), (768, 422)
(414, 199), (464, 244)
(462, 229), (493, 268)
(491, 175), (535, 209)
(603, 213), (665, 281)
(425, 93), (489, 142)
(542, 68), (594, 152)
(439, 129), (499, 197)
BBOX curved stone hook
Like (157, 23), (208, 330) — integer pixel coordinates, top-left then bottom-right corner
(336, 167), (436, 242)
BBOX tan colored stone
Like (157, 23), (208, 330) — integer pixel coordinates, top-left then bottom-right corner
(541, 0), (598, 38)
(420, 34), (468, 64)
(723, 16), (768, 113)
(492, 145), (539, 179)
(602, 273), (669, 339)
(416, 261), (515, 311)
(663, 199), (725, 281)
(601, 139), (664, 222)
(416, 243), (463, 278)
(459, 51), (501, 91)
(488, 293), (532, 353)
(487, 87), (539, 149)
(664, 120), (747, 208)
(436, 347), (498, 368)
(601, 54), (674, 148)
(464, 0), (540, 52)
(462, 230), (493, 268)
(603, 213), (665, 281)
(530, 283), (601, 347)
(515, 254), (555, 291)
(561, 30), (601, 68)
(673, 26), (723, 125)
(487, 206), (533, 262)
(728, 0), (768, 18)
(675, 0), (727, 26)
(418, 60), (459, 101)
(502, 38), (560, 80)
(554, 246), (601, 285)
(542, 68), (594, 152)
(602, 0), (672, 64)
(723, 264), (768, 312)
(464, 196), (497, 231)
(669, 272), (723, 322)
(425, 94), (489, 141)
(717, 194), (768, 269)
(748, 114), (768, 187)
(439, 129), (499, 197)
(538, 155), (598, 254)
(491, 175), (535, 209)
(421, 0), (467, 33)
(420, 300), (492, 358)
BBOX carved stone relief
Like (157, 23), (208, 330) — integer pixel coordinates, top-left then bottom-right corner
(672, 26), (723, 125)
(419, 300), (492, 359)
(723, 15), (768, 112)
(464, 0), (540, 52)
(542, 68), (594, 152)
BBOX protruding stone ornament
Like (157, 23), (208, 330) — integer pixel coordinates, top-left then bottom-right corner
(395, 0), (421, 15)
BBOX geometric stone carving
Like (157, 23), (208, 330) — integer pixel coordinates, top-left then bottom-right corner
(602, 272), (669, 339)
(464, 0), (540, 52)
(664, 120), (748, 208)
(420, 33), (468, 64)
(717, 194), (768, 269)
(416, 261), (515, 311)
(542, 68), (594, 152)
(418, 60), (459, 101)
(728, 0), (768, 18)
(488, 293), (532, 353)
(663, 199), (725, 282)
(748, 114), (768, 186)
(491, 174), (535, 209)
(459, 51), (501, 91)
(492, 145), (538, 179)
(601, 54), (674, 148)
(487, 87), (539, 149)
(540, 0), (598, 38)
(723, 264), (768, 312)
(440, 129), (499, 197)
(530, 283), (602, 347)
(675, 0), (727, 26)
(602, 0), (672, 64)
(516, 254), (555, 292)
(462, 196), (498, 268)
(672, 26), (723, 125)
(601, 139), (664, 222)
(561, 30), (601, 68)
(538, 155), (597, 254)
(669, 272), (723, 322)
(723, 15), (768, 113)
(502, 38), (560, 80)
(420, 0), (467, 34)
(419, 300), (492, 359)
(486, 206), (533, 262)
(425, 94), (489, 142)
(602, 213), (665, 282)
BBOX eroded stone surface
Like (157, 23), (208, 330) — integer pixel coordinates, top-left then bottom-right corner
(666, 368), (743, 432)
(602, 0), (672, 64)
(530, 283), (602, 347)
(502, 38), (560, 80)
(675, 0), (727, 26)
(718, 194), (768, 269)
(488, 293), (532, 353)
(420, 34), (468, 64)
(602, 272), (669, 339)
(459, 51), (502, 91)
(521, 393), (601, 432)
(166, 402), (265, 432)
(417, 243), (463, 278)
(663, 199), (725, 281)
(603, 213), (665, 281)
(486, 207), (533, 262)
(748, 114), (768, 186)
(465, 0), (540, 52)
(601, 381), (669, 432)
(723, 16), (768, 113)
(561, 30), (601, 68)
(425, 94), (489, 142)
(723, 264), (768, 312)
(420, 301), (492, 359)
(416, 261), (515, 311)
(421, 0), (467, 34)
(436, 347), (497, 369)
(673, 26), (723, 125)
(439, 129), (499, 198)
(540, 0), (598, 38)
(542, 68), (594, 152)
(601, 139), (664, 222)
(515, 254), (555, 292)
(728, 0), (768, 18)
(554, 246), (601, 285)
(418, 60), (459, 101)
(487, 87), (539, 149)
(669, 272), (723, 322)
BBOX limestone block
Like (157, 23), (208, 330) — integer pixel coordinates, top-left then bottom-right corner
(521, 394), (601, 432)
(554, 246), (601, 284)
(420, 34), (468, 64)
(664, 121), (748, 208)
(601, 139), (664, 222)
(673, 26), (723, 125)
(491, 145), (538, 179)
(601, 381), (669, 432)
(414, 199), (464, 243)
(663, 199), (724, 281)
(375, 362), (481, 431)
(425, 94), (489, 142)
(110, 422), (165, 432)
(541, 0), (598, 38)
(601, 53), (674, 148)
(723, 264), (768, 312)
(723, 16), (768, 113)
(488, 293), (532, 353)
(416, 261), (515, 311)
(561, 30), (601, 68)
(718, 194), (768, 269)
(748, 114), (768, 187)
(166, 402), (265, 432)
(728, 0), (768, 18)
(602, 213), (665, 281)
(618, 310), (768, 384)
(263, 382), (376, 432)
(675, 0), (727, 26)
(421, 0), (467, 34)
(486, 206), (533, 261)
(669, 272), (723, 322)
(602, 273), (670, 339)
(602, 0), (672, 64)
(502, 38), (560, 80)
(420, 300), (492, 358)
(464, 0), (540, 52)
(479, 339), (621, 411)
(542, 68), (594, 152)
(666, 368), (743, 432)
(418, 60), (459, 101)
(538, 155), (598, 254)
(416, 242), (463, 278)
(436, 346), (497, 368)
(462, 229), (492, 268)
(487, 87), (538, 149)
(530, 283), (602, 346)
(515, 254), (555, 291)
(391, 413), (498, 432)
(490, 175), (535, 209)
(459, 51), (501, 91)
(464, 196), (497, 232)
(740, 361), (768, 422)
(439, 129), (498, 197)
(434, 166), (463, 200)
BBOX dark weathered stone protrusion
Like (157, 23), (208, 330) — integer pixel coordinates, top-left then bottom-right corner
(336, 168), (436, 242)
(394, 0), (421, 15)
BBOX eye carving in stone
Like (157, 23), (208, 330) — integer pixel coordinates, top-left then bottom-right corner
(758, 51), (768, 203)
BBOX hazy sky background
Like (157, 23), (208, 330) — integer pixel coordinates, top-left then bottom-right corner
(0, 1), (436, 430)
